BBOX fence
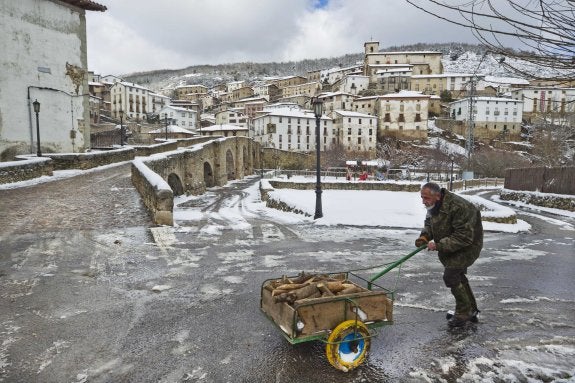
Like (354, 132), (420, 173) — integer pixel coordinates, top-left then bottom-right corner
(505, 166), (575, 195)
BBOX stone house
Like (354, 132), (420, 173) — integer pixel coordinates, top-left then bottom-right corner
(363, 41), (443, 76)
(378, 91), (431, 140)
(281, 81), (322, 99)
(332, 111), (377, 155)
(319, 92), (357, 115)
(0, 0), (107, 159)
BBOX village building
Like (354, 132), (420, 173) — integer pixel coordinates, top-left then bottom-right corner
(352, 96), (380, 116)
(158, 105), (197, 131)
(363, 41), (444, 76)
(510, 87), (575, 121)
(318, 92), (357, 115)
(331, 74), (370, 96)
(377, 91), (431, 140)
(215, 109), (248, 129)
(449, 96), (523, 141)
(0, 0), (107, 158)
(332, 111), (377, 155)
(199, 124), (249, 137)
(252, 105), (333, 152)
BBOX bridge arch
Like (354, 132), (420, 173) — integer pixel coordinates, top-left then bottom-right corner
(203, 161), (215, 187)
(167, 173), (184, 196)
(226, 149), (235, 180)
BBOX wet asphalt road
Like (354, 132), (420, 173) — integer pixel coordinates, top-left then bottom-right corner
(0, 164), (574, 383)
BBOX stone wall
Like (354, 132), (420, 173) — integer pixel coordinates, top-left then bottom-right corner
(47, 148), (135, 170)
(131, 159), (174, 226)
(499, 189), (575, 212)
(0, 157), (53, 184)
(268, 180), (421, 192)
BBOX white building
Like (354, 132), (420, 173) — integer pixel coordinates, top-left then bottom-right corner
(319, 92), (357, 115)
(158, 105), (197, 131)
(449, 96), (524, 140)
(110, 80), (153, 121)
(378, 91), (431, 139)
(332, 111), (377, 154)
(215, 108), (248, 129)
(0, 0), (107, 157)
(511, 87), (575, 116)
(252, 106), (333, 152)
(333, 75), (370, 95)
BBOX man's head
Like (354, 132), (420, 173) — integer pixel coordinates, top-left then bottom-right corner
(421, 182), (442, 210)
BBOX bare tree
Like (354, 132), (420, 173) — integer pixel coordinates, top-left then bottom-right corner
(406, 0), (575, 81)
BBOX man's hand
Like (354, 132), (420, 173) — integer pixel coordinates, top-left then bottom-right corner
(427, 241), (437, 251)
(415, 236), (428, 247)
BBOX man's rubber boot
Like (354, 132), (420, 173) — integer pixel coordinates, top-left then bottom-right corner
(448, 284), (472, 328)
(463, 280), (480, 323)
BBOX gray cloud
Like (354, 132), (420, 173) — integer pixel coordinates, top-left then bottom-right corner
(86, 0), (482, 75)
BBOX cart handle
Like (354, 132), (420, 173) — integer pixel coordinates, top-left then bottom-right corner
(367, 245), (427, 290)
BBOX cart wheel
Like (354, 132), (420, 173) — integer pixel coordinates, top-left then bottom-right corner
(326, 320), (371, 372)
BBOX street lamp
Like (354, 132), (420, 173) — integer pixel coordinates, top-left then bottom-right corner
(449, 154), (454, 191)
(119, 109), (124, 146)
(312, 97), (323, 219)
(32, 99), (41, 156)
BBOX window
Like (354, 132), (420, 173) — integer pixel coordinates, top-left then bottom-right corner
(358, 137), (362, 144)
(359, 119), (362, 124)
(369, 129), (373, 135)
(348, 128), (352, 135)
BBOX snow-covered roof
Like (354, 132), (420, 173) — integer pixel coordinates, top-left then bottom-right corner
(380, 91), (431, 99)
(449, 96), (524, 104)
(149, 125), (195, 134)
(483, 76), (530, 85)
(367, 50), (441, 55)
(334, 110), (376, 118)
(201, 124), (248, 132)
(411, 73), (476, 79)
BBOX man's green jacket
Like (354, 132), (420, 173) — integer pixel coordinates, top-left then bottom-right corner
(420, 189), (483, 268)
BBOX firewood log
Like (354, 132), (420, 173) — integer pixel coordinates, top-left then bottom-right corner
(317, 282), (335, 296)
(337, 285), (365, 295)
(291, 283), (320, 301)
(275, 283), (306, 291)
(325, 281), (345, 293)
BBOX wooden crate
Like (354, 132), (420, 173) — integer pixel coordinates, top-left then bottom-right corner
(261, 278), (393, 340)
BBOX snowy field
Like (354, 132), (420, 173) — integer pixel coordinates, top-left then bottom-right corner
(174, 175), (539, 233)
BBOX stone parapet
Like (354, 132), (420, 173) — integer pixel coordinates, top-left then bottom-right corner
(46, 147), (135, 170)
(131, 159), (174, 226)
(0, 156), (53, 184)
(268, 180), (421, 192)
(499, 189), (575, 212)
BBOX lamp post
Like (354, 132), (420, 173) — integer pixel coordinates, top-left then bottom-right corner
(312, 97), (323, 219)
(32, 99), (41, 156)
(164, 114), (168, 140)
(119, 109), (124, 146)
(449, 155), (454, 191)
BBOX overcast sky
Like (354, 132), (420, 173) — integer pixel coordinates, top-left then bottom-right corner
(86, 0), (483, 76)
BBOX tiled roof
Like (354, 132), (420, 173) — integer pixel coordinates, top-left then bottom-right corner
(58, 0), (107, 11)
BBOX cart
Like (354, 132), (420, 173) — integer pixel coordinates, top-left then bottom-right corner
(260, 245), (426, 371)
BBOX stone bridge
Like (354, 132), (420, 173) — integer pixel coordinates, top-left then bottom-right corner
(131, 136), (262, 225)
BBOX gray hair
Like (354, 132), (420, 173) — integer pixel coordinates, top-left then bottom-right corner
(422, 182), (441, 194)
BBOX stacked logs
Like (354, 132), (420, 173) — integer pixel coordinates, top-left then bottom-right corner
(265, 272), (367, 305)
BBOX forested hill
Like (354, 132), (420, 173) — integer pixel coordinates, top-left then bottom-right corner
(122, 42), (491, 92)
